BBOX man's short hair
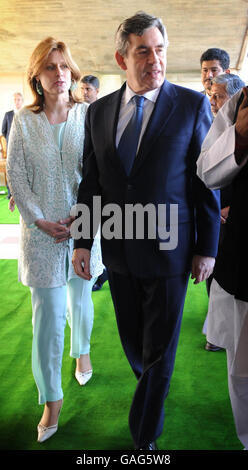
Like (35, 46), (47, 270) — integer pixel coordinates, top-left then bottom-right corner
(80, 75), (99, 89)
(200, 48), (230, 70)
(13, 92), (23, 99)
(212, 73), (245, 97)
(115, 10), (169, 57)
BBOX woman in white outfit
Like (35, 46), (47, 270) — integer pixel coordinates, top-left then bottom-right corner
(7, 37), (103, 443)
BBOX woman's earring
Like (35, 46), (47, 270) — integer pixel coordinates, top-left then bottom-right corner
(36, 81), (43, 96)
(70, 81), (77, 92)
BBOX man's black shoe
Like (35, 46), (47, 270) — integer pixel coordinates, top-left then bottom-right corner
(92, 269), (108, 291)
(136, 441), (157, 450)
(92, 282), (102, 291)
(205, 341), (223, 352)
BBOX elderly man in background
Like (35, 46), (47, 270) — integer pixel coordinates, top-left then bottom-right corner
(197, 80), (248, 450)
(210, 73), (245, 116)
(203, 73), (245, 352)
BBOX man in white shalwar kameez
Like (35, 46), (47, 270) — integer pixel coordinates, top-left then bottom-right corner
(197, 86), (248, 449)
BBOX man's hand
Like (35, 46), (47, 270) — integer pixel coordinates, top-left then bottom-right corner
(191, 255), (215, 285)
(220, 206), (230, 224)
(72, 248), (92, 280)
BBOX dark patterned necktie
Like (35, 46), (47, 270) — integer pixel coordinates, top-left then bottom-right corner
(118, 95), (145, 175)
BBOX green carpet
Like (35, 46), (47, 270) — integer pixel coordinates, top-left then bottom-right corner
(0, 259), (241, 451)
(0, 187), (20, 224)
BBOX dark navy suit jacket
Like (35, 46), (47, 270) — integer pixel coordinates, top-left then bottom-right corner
(2, 110), (14, 143)
(75, 80), (220, 278)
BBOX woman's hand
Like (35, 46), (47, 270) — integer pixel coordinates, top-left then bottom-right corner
(35, 218), (71, 242)
(56, 216), (75, 242)
(58, 216), (75, 229)
(8, 196), (15, 212)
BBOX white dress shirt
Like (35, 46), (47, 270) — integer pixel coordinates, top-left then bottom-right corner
(116, 83), (161, 151)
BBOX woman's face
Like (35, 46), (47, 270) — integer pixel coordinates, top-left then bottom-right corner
(36, 49), (72, 97)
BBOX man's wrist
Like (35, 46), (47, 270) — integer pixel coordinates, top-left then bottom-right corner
(74, 238), (93, 250)
(235, 130), (248, 165)
(235, 129), (248, 146)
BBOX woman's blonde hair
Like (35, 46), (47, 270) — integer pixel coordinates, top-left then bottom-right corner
(26, 37), (81, 113)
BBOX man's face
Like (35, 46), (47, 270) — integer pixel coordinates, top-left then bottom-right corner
(201, 59), (226, 91)
(210, 83), (229, 116)
(81, 83), (98, 103)
(116, 27), (166, 94)
(13, 94), (23, 110)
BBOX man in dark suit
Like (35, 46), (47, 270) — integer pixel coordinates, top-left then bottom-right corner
(80, 75), (100, 104)
(2, 92), (23, 142)
(80, 75), (108, 291)
(2, 92), (23, 198)
(72, 11), (220, 450)
(2, 110), (14, 143)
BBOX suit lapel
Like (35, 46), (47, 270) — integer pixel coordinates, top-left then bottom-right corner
(131, 80), (178, 175)
(103, 80), (178, 178)
(103, 83), (127, 177)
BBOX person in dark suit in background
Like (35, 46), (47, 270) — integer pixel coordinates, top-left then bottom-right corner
(72, 11), (220, 450)
(2, 110), (14, 143)
(2, 92), (24, 142)
(80, 74), (108, 291)
(2, 92), (23, 199)
(200, 48), (230, 97)
(80, 75), (99, 104)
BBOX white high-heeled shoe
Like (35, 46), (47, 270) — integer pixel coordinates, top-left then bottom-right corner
(37, 422), (58, 443)
(37, 400), (62, 443)
(75, 369), (93, 386)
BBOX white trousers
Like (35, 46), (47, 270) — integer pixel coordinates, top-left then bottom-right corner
(30, 276), (95, 404)
(227, 349), (248, 448)
(208, 279), (248, 448)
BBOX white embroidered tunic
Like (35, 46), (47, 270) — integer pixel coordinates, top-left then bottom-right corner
(7, 103), (103, 287)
